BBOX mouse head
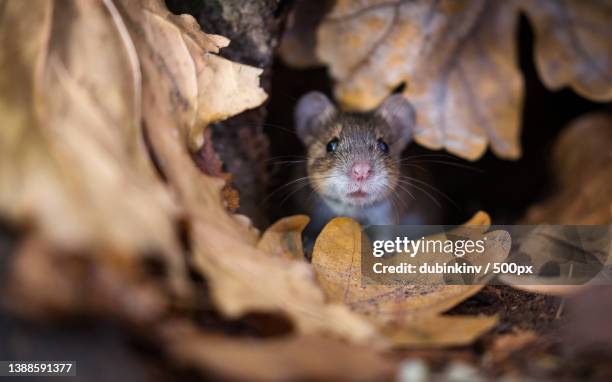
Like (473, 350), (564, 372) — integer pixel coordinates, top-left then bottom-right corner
(295, 91), (415, 207)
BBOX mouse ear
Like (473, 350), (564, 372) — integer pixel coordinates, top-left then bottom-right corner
(295, 92), (335, 145)
(376, 94), (416, 148)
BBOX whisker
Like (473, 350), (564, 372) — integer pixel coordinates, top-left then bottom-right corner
(265, 155), (306, 163)
(269, 160), (307, 167)
(391, 161), (428, 173)
(400, 153), (461, 160)
(263, 123), (298, 136)
(397, 176), (458, 209)
(278, 180), (313, 207)
(396, 179), (442, 208)
(262, 174), (336, 205)
(392, 182), (416, 203)
(398, 159), (484, 173)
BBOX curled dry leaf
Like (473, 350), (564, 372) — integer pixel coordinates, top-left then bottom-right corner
(280, 0), (612, 160)
(257, 215), (310, 260)
(113, 0), (381, 346)
(311, 212), (505, 346)
(0, 0), (187, 297)
(159, 320), (396, 382)
(190, 219), (383, 346)
(114, 0), (266, 235)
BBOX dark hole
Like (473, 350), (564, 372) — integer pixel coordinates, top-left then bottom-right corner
(391, 81), (406, 94)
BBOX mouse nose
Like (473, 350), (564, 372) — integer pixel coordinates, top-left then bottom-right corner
(351, 161), (371, 181)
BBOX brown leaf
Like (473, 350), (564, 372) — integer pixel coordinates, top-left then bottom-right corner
(311, 212), (504, 346)
(304, 0), (521, 160)
(281, 0), (612, 160)
(191, 219), (383, 345)
(257, 215), (310, 260)
(504, 113), (612, 296)
(0, 0), (187, 295)
(115, 0), (382, 346)
(522, 0), (612, 101)
(522, 113), (612, 225)
(159, 321), (396, 382)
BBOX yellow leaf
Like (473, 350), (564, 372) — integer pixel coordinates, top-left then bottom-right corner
(311, 211), (506, 346)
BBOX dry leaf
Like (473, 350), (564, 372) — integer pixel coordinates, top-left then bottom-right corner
(159, 320), (396, 382)
(191, 220), (383, 345)
(113, 0), (383, 346)
(311, 212), (505, 346)
(258, 215), (310, 260)
(281, 0), (612, 160)
(500, 113), (612, 296)
(113, 0), (267, 238)
(0, 0), (187, 296)
(521, 113), (612, 225)
(522, 0), (612, 101)
(0, 0), (173, 254)
(312, 212), (505, 321)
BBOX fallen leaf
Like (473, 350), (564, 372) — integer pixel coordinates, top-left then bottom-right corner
(159, 320), (396, 382)
(115, 0), (383, 346)
(508, 113), (612, 296)
(281, 0), (612, 160)
(0, 0), (187, 296)
(521, 113), (612, 225)
(258, 215), (310, 260)
(191, 220), (383, 345)
(311, 212), (506, 346)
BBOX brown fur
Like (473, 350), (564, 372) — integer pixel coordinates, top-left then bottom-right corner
(306, 113), (403, 207)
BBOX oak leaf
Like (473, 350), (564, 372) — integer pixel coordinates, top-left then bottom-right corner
(115, 0), (382, 346)
(280, 0), (612, 160)
(311, 212), (507, 346)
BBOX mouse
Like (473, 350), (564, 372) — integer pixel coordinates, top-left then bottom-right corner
(292, 91), (440, 246)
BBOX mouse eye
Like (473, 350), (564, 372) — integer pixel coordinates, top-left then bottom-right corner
(326, 138), (339, 153)
(377, 139), (389, 154)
